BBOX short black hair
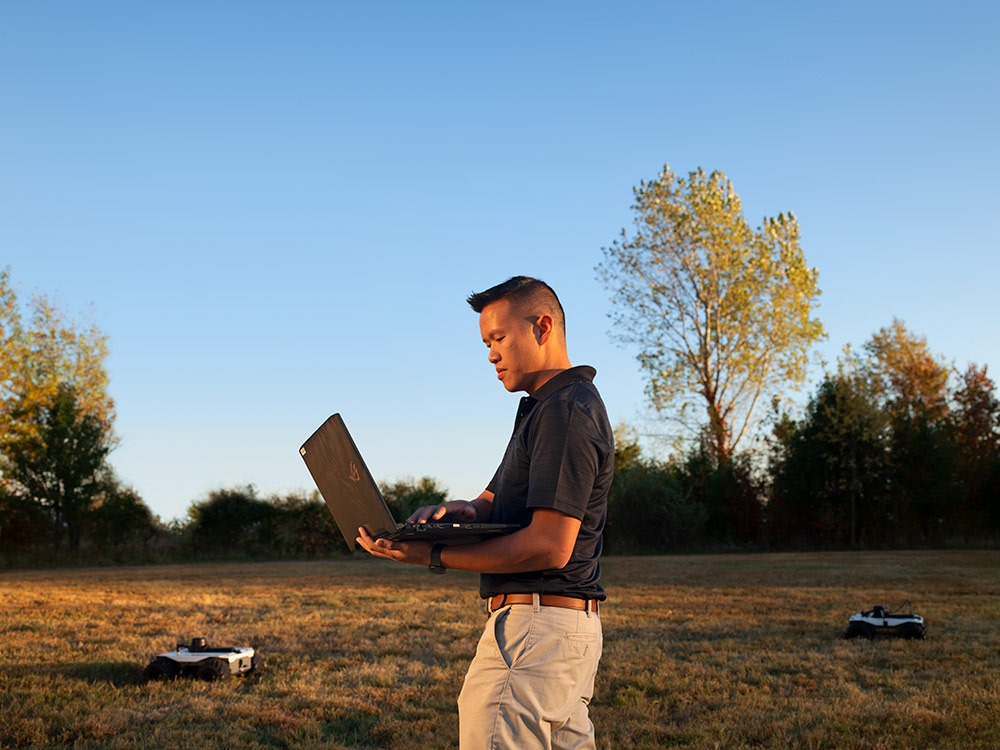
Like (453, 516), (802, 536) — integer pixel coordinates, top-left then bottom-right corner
(466, 276), (566, 334)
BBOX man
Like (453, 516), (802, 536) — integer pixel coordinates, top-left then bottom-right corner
(357, 276), (614, 750)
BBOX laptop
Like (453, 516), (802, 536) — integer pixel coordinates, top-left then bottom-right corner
(299, 413), (520, 552)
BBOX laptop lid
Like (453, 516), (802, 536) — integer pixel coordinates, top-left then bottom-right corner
(299, 413), (398, 551)
(300, 413), (521, 552)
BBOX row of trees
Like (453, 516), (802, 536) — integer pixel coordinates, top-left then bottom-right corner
(180, 478), (446, 560)
(597, 164), (997, 552)
(605, 321), (1000, 553)
(2, 474), (449, 565)
(767, 326), (1000, 548)
(3, 164), (997, 564)
(3, 352), (997, 564)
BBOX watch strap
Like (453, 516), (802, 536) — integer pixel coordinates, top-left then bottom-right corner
(429, 543), (447, 574)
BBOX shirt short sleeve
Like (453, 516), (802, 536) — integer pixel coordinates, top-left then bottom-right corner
(524, 397), (601, 520)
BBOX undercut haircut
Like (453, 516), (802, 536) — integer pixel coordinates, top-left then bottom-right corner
(467, 276), (566, 337)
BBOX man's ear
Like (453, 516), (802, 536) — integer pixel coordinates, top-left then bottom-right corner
(535, 314), (554, 345)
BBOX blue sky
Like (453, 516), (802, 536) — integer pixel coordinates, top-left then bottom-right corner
(2, 2), (998, 522)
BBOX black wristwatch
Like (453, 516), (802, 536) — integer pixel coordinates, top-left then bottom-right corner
(429, 543), (447, 574)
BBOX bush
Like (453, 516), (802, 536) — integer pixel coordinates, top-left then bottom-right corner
(264, 491), (349, 557)
(379, 477), (448, 523)
(87, 485), (160, 559)
(186, 485), (276, 556)
(679, 448), (764, 546)
(0, 490), (52, 562)
(604, 461), (707, 554)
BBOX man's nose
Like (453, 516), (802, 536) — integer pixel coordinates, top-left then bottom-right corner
(488, 346), (500, 364)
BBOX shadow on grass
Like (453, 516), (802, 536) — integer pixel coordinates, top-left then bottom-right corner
(0, 660), (145, 686)
(59, 661), (146, 686)
(60, 661), (268, 689)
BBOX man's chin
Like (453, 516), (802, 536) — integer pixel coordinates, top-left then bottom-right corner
(500, 376), (520, 393)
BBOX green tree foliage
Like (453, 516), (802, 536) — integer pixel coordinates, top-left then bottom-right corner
(768, 322), (1000, 548)
(597, 166), (825, 464)
(768, 364), (890, 548)
(613, 422), (642, 474)
(0, 268), (117, 551)
(0, 269), (113, 441)
(185, 485), (347, 558)
(604, 459), (706, 554)
(270, 491), (344, 557)
(87, 475), (160, 558)
(678, 444), (763, 545)
(0, 487), (51, 555)
(379, 476), (448, 523)
(1, 383), (113, 549)
(951, 364), (1000, 537)
(864, 321), (957, 544)
(259, 491), (345, 557)
(605, 424), (765, 553)
(187, 485), (275, 554)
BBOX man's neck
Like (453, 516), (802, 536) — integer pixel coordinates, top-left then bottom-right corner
(525, 363), (572, 397)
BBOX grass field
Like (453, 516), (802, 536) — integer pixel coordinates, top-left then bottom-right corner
(1, 551), (999, 749)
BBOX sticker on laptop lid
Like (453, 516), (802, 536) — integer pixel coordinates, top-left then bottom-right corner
(300, 447), (307, 456)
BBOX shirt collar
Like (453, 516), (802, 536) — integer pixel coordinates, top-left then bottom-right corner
(529, 365), (597, 403)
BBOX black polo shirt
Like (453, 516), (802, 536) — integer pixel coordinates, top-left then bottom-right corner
(481, 365), (614, 601)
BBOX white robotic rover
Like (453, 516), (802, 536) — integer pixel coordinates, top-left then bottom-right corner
(144, 637), (262, 681)
(843, 603), (926, 640)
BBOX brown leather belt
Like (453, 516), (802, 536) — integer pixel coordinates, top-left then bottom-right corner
(486, 593), (600, 615)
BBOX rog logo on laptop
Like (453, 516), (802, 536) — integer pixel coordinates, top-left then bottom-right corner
(349, 462), (361, 482)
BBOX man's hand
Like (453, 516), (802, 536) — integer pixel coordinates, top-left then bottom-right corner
(406, 500), (478, 524)
(356, 527), (433, 565)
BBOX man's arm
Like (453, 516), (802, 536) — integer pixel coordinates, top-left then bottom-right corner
(356, 506), (581, 573)
(441, 508), (580, 572)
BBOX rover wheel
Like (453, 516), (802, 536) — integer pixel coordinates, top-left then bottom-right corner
(899, 623), (925, 640)
(144, 658), (178, 681)
(844, 622), (874, 640)
(196, 658), (230, 681)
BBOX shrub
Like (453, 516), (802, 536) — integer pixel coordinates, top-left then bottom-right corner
(605, 461), (707, 554)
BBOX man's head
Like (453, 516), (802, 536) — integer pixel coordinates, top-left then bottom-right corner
(467, 276), (571, 394)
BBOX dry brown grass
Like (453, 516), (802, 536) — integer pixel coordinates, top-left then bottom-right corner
(1, 551), (998, 749)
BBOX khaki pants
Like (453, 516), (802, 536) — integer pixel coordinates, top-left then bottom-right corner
(458, 596), (603, 750)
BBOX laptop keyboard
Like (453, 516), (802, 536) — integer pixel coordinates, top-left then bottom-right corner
(401, 522), (475, 531)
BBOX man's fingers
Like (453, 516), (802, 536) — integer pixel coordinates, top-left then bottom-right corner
(407, 505), (438, 523)
(406, 504), (451, 523)
(357, 527), (400, 559)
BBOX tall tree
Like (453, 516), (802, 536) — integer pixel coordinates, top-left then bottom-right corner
(951, 364), (1000, 536)
(0, 268), (116, 549)
(863, 321), (955, 543)
(597, 166), (825, 463)
(768, 361), (890, 548)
